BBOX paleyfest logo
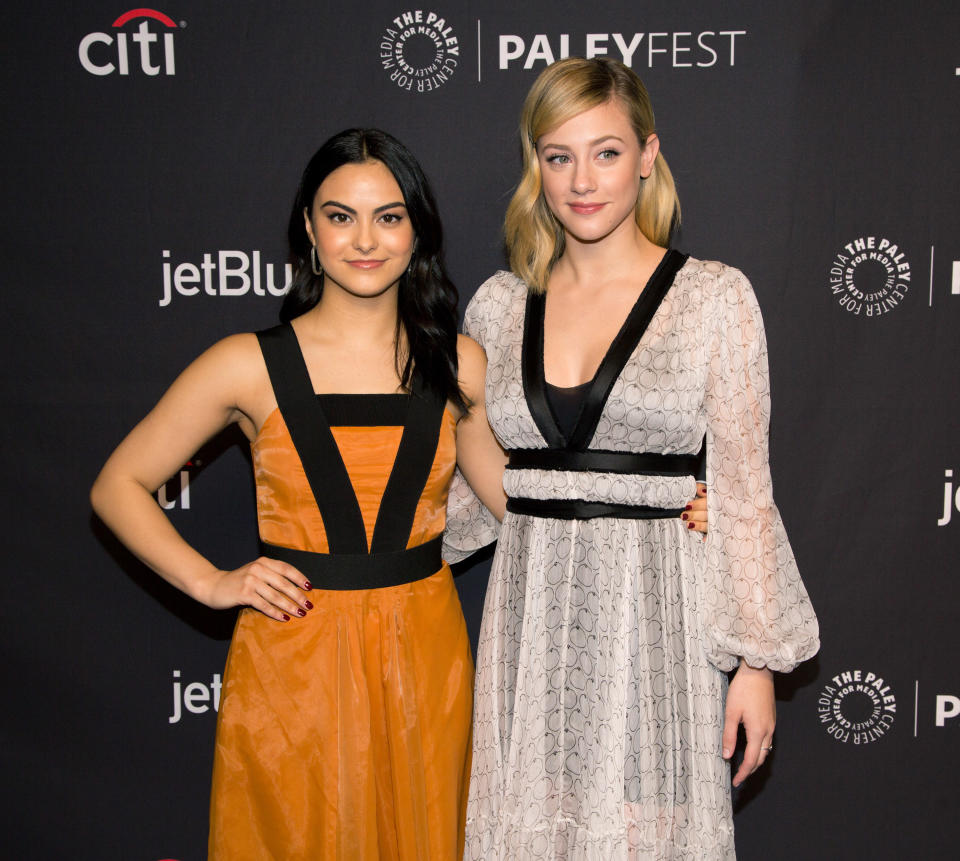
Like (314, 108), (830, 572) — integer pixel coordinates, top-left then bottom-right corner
(79, 8), (181, 76)
(818, 669), (896, 744)
(497, 30), (747, 70)
(828, 236), (911, 317)
(380, 10), (459, 92)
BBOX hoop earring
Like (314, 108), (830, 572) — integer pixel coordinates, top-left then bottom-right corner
(310, 245), (323, 276)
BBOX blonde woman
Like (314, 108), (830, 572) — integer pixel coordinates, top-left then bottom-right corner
(463, 58), (819, 859)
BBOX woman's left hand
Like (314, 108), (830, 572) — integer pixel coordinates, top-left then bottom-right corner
(680, 483), (707, 535)
(723, 661), (776, 787)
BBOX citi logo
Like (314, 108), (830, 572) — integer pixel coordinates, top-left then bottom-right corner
(79, 9), (179, 77)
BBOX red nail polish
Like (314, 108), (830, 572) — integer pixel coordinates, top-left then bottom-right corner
(281, 613), (290, 622)
(304, 581), (312, 590)
(684, 504), (692, 511)
(297, 608), (306, 617)
(304, 601), (314, 610)
(688, 522), (695, 529)
(681, 512), (689, 521)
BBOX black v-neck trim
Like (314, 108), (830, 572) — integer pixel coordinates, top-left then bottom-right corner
(522, 291), (567, 448)
(370, 386), (444, 553)
(256, 324), (444, 555)
(318, 393), (410, 427)
(522, 249), (688, 452)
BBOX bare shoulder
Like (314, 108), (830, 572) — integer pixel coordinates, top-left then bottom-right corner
(457, 332), (485, 362)
(457, 334), (487, 381)
(182, 332), (263, 390)
(157, 331), (270, 425)
(456, 334), (487, 415)
(194, 331), (263, 371)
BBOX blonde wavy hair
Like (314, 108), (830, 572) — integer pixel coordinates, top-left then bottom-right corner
(505, 57), (681, 292)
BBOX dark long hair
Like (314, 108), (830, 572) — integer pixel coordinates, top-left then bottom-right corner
(283, 128), (467, 414)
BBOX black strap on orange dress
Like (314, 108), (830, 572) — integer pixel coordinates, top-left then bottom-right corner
(508, 249), (704, 520)
(255, 323), (445, 589)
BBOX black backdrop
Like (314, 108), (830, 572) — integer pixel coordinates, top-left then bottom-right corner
(3, 2), (959, 858)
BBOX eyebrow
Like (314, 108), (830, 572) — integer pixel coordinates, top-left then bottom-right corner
(540, 135), (627, 151)
(319, 200), (407, 214)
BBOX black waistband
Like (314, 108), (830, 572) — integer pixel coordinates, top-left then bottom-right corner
(507, 448), (701, 476)
(505, 498), (684, 521)
(258, 535), (443, 590)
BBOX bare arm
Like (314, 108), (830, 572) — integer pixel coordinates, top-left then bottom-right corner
(453, 334), (508, 521)
(90, 334), (312, 621)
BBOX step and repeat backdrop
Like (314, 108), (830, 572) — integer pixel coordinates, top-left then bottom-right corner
(3, 1), (958, 858)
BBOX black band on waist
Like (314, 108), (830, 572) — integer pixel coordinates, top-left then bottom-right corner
(506, 448), (701, 476)
(505, 497), (684, 521)
(258, 535), (443, 590)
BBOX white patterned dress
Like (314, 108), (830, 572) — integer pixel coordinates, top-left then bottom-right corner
(461, 253), (819, 860)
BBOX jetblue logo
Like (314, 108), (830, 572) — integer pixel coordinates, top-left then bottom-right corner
(79, 8), (179, 77)
(160, 249), (292, 307)
(937, 469), (959, 526)
(169, 670), (221, 724)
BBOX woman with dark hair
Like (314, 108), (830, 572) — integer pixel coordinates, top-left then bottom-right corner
(462, 59), (819, 858)
(91, 128), (505, 859)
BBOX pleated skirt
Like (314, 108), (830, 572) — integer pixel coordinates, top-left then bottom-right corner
(465, 514), (734, 860)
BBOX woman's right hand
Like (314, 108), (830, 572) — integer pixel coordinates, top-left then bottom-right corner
(205, 558), (314, 622)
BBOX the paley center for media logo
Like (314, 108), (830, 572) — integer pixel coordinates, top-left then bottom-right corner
(818, 669), (896, 744)
(827, 236), (911, 317)
(79, 8), (181, 77)
(379, 10), (460, 92)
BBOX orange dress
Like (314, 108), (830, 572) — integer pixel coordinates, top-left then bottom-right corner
(209, 325), (473, 860)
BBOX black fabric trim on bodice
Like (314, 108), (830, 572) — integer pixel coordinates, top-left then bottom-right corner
(317, 393), (410, 427)
(506, 447), (702, 476)
(256, 324), (445, 560)
(260, 536), (443, 590)
(505, 498), (685, 520)
(513, 250), (697, 520)
(522, 248), (689, 452)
